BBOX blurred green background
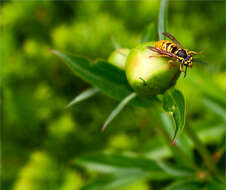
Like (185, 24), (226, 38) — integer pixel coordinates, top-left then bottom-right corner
(1, 0), (225, 190)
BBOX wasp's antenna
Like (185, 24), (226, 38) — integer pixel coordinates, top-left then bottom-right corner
(184, 65), (188, 78)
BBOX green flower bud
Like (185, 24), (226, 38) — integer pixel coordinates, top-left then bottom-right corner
(108, 48), (130, 70)
(125, 42), (180, 96)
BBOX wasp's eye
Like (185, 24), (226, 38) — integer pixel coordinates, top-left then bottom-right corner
(177, 50), (187, 58)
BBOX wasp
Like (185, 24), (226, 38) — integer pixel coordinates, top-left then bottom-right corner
(148, 32), (202, 77)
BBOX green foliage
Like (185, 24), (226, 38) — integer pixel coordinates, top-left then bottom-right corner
(74, 153), (192, 190)
(51, 13), (139, 58)
(13, 152), (83, 190)
(51, 50), (158, 107)
(51, 50), (132, 99)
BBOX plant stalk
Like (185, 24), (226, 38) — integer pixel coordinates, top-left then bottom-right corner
(185, 126), (225, 183)
(185, 125), (217, 174)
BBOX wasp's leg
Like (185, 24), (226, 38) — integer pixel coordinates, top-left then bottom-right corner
(180, 64), (184, 72)
(149, 54), (169, 58)
(168, 60), (178, 69)
(188, 50), (203, 55)
(184, 65), (188, 78)
(168, 60), (175, 63)
(139, 77), (148, 86)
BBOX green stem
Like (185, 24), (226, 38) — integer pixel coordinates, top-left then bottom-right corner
(185, 126), (225, 183)
(158, 0), (168, 40)
(185, 126), (217, 174)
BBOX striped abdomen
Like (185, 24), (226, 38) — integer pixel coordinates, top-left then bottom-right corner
(155, 40), (178, 54)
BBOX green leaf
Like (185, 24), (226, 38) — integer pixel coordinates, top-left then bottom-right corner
(65, 88), (99, 109)
(102, 92), (136, 131)
(158, 0), (168, 40)
(51, 50), (158, 107)
(81, 170), (148, 190)
(74, 153), (193, 178)
(164, 180), (203, 190)
(140, 22), (157, 43)
(163, 89), (185, 143)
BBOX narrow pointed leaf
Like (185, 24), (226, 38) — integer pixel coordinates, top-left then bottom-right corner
(163, 89), (185, 143)
(81, 170), (148, 190)
(102, 92), (136, 131)
(65, 88), (99, 109)
(140, 22), (157, 43)
(75, 153), (193, 190)
(51, 49), (131, 99)
(74, 153), (193, 178)
(158, 0), (168, 40)
(51, 50), (158, 107)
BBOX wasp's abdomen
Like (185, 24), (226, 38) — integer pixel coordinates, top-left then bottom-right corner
(155, 40), (178, 53)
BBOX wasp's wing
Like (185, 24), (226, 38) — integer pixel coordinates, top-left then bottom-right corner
(193, 58), (207, 64)
(148, 46), (178, 59)
(162, 32), (184, 49)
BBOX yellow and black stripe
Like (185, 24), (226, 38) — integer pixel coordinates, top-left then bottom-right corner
(155, 40), (190, 63)
(149, 32), (198, 77)
(155, 40), (178, 54)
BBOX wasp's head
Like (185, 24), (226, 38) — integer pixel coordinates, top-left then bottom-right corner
(183, 55), (193, 67)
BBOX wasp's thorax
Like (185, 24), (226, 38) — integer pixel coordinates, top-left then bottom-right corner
(176, 49), (193, 67)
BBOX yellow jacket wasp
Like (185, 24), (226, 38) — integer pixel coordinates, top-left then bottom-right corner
(148, 32), (202, 77)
